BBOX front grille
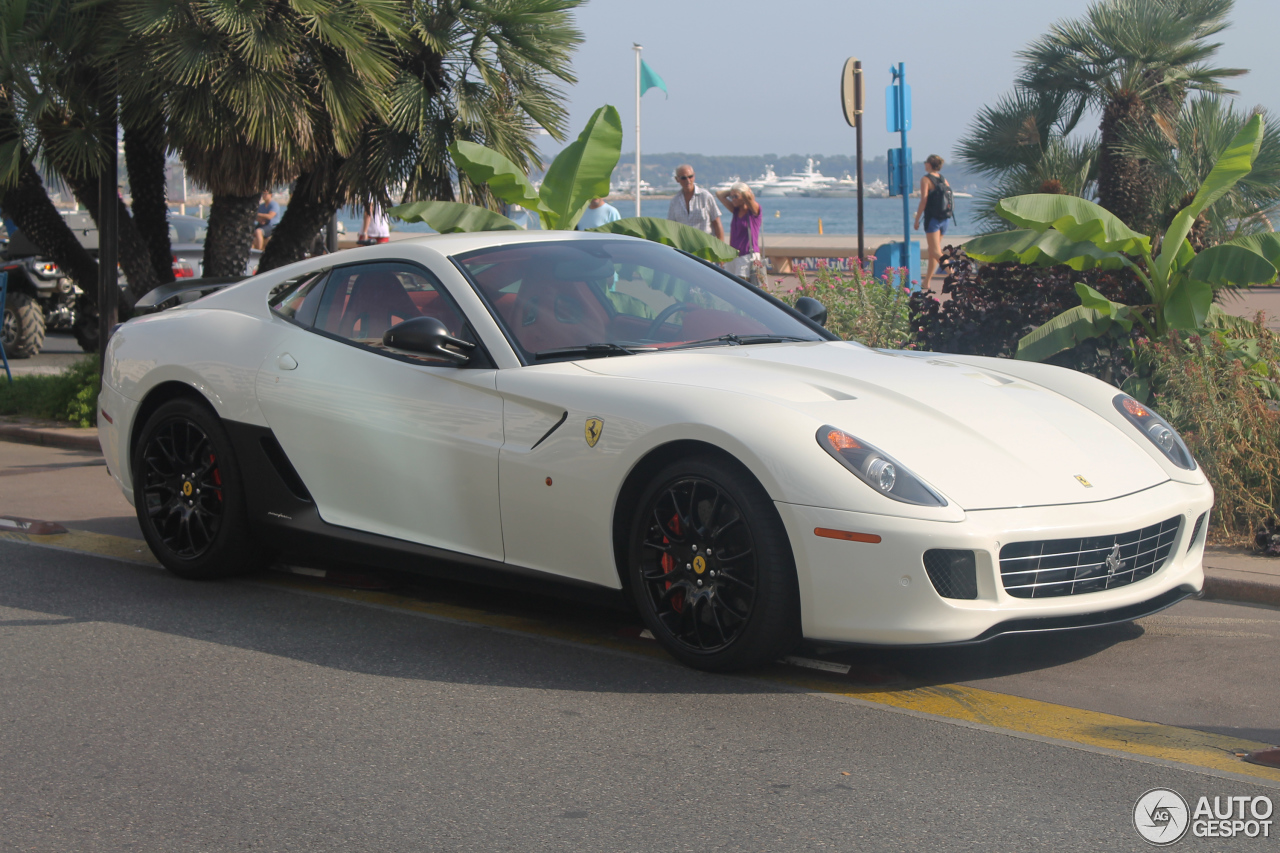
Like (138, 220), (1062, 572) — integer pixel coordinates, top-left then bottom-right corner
(1187, 512), (1207, 553)
(999, 517), (1181, 598)
(923, 550), (978, 600)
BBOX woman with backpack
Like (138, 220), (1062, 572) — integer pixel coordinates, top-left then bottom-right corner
(913, 154), (954, 294)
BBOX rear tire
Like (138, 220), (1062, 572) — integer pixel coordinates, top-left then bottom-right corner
(627, 455), (800, 671)
(2, 290), (45, 358)
(133, 397), (269, 579)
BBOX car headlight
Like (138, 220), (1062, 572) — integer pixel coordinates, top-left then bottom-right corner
(1112, 394), (1195, 470)
(817, 426), (947, 507)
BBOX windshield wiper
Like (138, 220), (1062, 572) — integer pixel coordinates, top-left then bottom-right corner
(533, 342), (656, 360)
(666, 334), (814, 351)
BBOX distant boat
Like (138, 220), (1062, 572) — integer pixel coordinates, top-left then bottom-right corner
(865, 178), (889, 198)
(745, 165), (778, 193)
(798, 173), (858, 198)
(759, 159), (838, 197)
(612, 177), (657, 195)
(710, 176), (740, 193)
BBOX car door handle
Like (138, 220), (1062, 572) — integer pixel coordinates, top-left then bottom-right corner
(277, 353), (298, 370)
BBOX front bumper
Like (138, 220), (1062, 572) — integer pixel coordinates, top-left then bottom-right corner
(777, 479), (1212, 645)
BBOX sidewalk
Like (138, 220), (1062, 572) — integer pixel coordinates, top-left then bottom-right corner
(2, 420), (1277, 608)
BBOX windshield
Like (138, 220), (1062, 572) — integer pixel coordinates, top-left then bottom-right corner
(455, 239), (823, 361)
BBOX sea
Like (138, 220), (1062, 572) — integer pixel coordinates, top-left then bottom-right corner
(339, 194), (979, 237)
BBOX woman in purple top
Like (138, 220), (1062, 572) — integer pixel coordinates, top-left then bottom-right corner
(717, 182), (762, 284)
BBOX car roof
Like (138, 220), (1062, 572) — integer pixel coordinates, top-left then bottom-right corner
(389, 229), (638, 257)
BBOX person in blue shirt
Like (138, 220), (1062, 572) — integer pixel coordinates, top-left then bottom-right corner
(252, 190), (281, 250)
(575, 198), (621, 230)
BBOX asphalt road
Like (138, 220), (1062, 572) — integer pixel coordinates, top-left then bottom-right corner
(2, 536), (1279, 851)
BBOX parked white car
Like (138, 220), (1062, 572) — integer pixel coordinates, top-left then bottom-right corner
(98, 231), (1213, 670)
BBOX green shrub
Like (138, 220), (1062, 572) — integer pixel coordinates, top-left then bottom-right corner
(1142, 319), (1280, 546)
(0, 356), (100, 427)
(781, 260), (914, 349)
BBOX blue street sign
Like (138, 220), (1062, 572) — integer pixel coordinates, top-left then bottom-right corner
(887, 147), (913, 197)
(885, 83), (912, 132)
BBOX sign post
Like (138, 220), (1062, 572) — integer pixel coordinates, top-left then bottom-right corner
(876, 62), (919, 289)
(840, 57), (865, 262)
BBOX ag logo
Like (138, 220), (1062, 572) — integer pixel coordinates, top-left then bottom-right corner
(1075, 474), (1093, 488)
(182, 481), (194, 497)
(584, 417), (604, 448)
(1134, 788), (1190, 845)
(693, 555), (707, 574)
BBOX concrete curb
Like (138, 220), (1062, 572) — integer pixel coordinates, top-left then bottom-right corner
(0, 422), (100, 452)
(1202, 574), (1280, 609)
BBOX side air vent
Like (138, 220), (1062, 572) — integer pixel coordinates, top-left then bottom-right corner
(923, 550), (979, 600)
(1187, 512), (1207, 553)
(260, 435), (312, 502)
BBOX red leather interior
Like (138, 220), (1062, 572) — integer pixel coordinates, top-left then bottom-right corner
(508, 279), (611, 352)
(338, 272), (420, 339)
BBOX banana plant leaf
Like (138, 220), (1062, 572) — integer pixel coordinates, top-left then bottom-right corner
(1224, 231), (1280, 269)
(963, 228), (1127, 270)
(995, 194), (1151, 255)
(539, 105), (623, 230)
(449, 141), (551, 216)
(1015, 283), (1135, 362)
(1163, 278), (1214, 331)
(1184, 242), (1277, 289)
(1157, 114), (1264, 283)
(589, 217), (739, 263)
(388, 201), (522, 233)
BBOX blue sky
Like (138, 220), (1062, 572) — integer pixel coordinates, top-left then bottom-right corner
(551, 0), (1280, 162)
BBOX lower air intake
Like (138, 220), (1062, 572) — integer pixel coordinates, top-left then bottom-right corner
(923, 550), (978, 600)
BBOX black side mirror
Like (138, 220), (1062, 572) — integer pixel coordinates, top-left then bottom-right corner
(794, 296), (828, 328)
(383, 316), (475, 365)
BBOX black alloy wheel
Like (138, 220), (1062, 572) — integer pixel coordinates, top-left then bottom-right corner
(133, 397), (267, 579)
(629, 456), (800, 671)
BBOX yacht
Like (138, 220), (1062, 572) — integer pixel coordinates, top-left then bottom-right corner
(745, 165), (778, 194)
(759, 159), (838, 197)
(799, 173), (859, 198)
(611, 177), (657, 195)
(864, 178), (889, 198)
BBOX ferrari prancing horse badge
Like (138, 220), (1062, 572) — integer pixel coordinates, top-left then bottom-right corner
(584, 417), (604, 447)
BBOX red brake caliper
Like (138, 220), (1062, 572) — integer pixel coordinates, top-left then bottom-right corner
(210, 454), (222, 502)
(660, 513), (684, 613)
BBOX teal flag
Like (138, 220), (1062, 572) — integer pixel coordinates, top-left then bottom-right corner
(640, 60), (667, 98)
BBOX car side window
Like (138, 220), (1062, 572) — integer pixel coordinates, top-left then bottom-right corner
(311, 262), (477, 365)
(269, 270), (329, 327)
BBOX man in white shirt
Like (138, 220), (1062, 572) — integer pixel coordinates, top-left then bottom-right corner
(576, 198), (621, 230)
(667, 165), (725, 240)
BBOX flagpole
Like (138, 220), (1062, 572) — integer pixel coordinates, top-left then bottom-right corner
(633, 44), (642, 217)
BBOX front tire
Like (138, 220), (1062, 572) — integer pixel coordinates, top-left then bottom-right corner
(133, 397), (268, 579)
(2, 290), (46, 358)
(627, 456), (800, 671)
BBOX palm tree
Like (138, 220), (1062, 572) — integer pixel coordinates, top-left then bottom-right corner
(120, 0), (402, 277)
(1016, 0), (1246, 229)
(956, 88), (1098, 231)
(0, 0), (173, 313)
(1115, 96), (1280, 247)
(257, 0), (584, 272)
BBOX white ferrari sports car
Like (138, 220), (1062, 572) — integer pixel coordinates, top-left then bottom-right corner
(99, 231), (1213, 670)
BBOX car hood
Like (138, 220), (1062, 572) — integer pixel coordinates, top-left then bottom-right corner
(578, 341), (1168, 510)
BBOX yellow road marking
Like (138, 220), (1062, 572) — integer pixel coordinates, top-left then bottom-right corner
(5, 527), (1277, 782)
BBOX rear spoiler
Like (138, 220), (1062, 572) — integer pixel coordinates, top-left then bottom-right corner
(134, 276), (246, 314)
